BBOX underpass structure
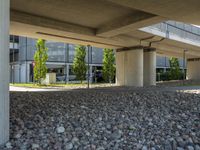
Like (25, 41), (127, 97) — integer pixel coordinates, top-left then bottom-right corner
(1, 0), (200, 144)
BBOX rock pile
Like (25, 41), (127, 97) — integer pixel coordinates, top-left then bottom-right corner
(1, 87), (200, 149)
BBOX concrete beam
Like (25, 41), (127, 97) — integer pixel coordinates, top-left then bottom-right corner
(152, 42), (200, 58)
(96, 12), (164, 37)
(10, 22), (142, 49)
(10, 10), (142, 49)
(0, 0), (10, 145)
(156, 49), (184, 58)
(11, 10), (95, 36)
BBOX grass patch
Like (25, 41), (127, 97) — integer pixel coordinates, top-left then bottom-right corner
(10, 83), (88, 88)
(10, 83), (109, 88)
(180, 83), (200, 87)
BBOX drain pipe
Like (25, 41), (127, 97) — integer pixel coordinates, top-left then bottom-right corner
(148, 38), (165, 47)
(140, 36), (165, 48)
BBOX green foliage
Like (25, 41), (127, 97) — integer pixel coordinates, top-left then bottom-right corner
(103, 48), (116, 83)
(169, 57), (181, 80)
(156, 57), (184, 81)
(34, 39), (48, 84)
(72, 45), (87, 83)
(157, 71), (169, 81)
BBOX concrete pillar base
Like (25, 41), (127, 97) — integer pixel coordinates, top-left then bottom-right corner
(143, 49), (156, 86)
(0, 0), (10, 145)
(116, 49), (143, 87)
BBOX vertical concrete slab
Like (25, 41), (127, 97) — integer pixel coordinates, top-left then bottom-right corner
(0, 0), (10, 145)
(116, 49), (143, 87)
(143, 50), (156, 86)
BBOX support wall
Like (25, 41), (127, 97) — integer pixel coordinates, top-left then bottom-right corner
(0, 0), (10, 145)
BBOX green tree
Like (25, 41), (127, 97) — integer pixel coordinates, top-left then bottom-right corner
(103, 48), (116, 83)
(34, 39), (48, 84)
(169, 57), (181, 80)
(72, 45), (87, 83)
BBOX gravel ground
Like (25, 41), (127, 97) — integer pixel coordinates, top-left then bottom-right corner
(1, 87), (200, 150)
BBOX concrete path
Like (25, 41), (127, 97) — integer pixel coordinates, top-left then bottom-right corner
(168, 86), (200, 94)
(9, 86), (63, 92)
(10, 85), (200, 94)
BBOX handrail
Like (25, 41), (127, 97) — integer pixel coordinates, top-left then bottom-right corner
(156, 22), (200, 37)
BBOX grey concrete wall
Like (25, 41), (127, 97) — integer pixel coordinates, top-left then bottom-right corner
(0, 0), (10, 145)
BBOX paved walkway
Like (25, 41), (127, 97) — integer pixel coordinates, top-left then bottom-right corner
(10, 86), (61, 92)
(167, 86), (200, 94)
(10, 85), (200, 93)
(9, 84), (116, 92)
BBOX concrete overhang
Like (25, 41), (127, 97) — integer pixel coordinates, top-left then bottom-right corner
(10, 0), (165, 48)
(106, 0), (200, 26)
(9, 0), (200, 58)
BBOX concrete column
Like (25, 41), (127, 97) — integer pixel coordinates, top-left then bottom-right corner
(116, 49), (143, 87)
(143, 49), (156, 86)
(0, 0), (10, 145)
(116, 51), (125, 85)
(187, 58), (200, 80)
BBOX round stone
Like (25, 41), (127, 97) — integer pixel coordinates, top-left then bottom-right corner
(32, 143), (39, 149)
(65, 143), (73, 150)
(56, 126), (65, 134)
(6, 142), (12, 149)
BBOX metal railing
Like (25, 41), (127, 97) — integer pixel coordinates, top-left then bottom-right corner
(144, 21), (200, 45)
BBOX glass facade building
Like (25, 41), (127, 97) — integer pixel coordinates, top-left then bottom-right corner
(10, 36), (105, 83)
(10, 35), (186, 83)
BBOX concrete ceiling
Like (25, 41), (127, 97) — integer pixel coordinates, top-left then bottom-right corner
(11, 0), (136, 28)
(107, 0), (200, 25)
(10, 0), (200, 58)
